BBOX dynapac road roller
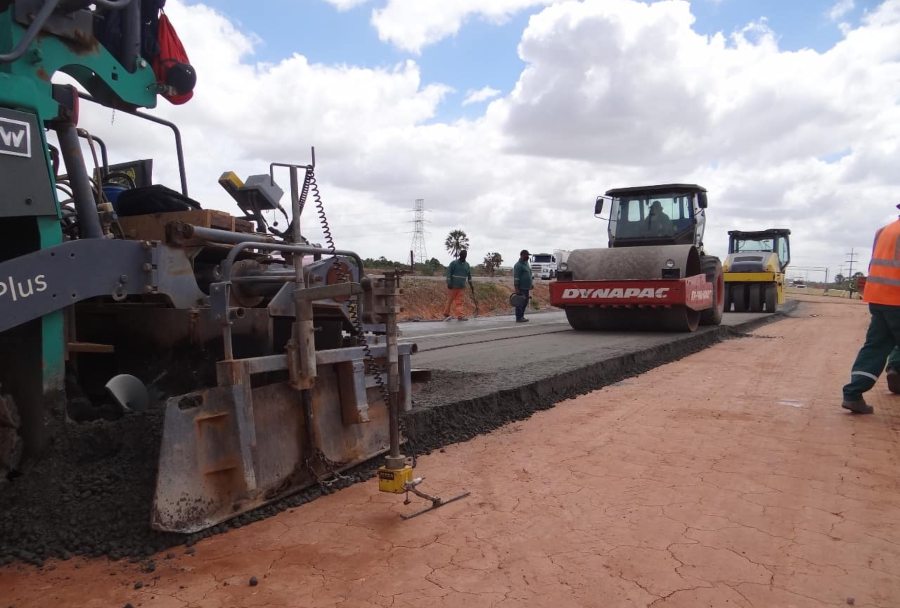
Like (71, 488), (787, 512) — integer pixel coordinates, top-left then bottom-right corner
(551, 184), (724, 332)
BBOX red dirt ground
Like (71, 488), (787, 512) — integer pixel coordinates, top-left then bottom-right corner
(1, 295), (899, 607)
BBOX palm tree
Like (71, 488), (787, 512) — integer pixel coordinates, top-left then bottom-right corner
(444, 230), (470, 259)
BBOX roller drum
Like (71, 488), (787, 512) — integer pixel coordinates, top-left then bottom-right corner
(567, 245), (701, 281)
(564, 245), (703, 332)
(565, 305), (700, 332)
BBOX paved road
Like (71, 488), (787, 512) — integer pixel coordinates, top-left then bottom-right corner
(401, 310), (774, 374)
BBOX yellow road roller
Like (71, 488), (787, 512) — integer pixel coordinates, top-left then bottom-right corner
(723, 229), (791, 313)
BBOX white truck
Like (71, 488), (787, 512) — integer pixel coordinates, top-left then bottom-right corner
(530, 250), (571, 280)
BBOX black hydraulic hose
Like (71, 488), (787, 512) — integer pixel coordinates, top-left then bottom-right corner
(76, 130), (109, 177)
(56, 124), (103, 238)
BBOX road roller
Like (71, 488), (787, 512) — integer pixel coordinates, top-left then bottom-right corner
(723, 229), (791, 313)
(551, 184), (724, 332)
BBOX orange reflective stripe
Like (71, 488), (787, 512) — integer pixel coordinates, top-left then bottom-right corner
(869, 263), (900, 281)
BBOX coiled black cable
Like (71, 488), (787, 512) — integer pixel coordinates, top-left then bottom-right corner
(304, 169), (390, 409)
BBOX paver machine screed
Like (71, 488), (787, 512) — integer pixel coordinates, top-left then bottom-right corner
(551, 184), (725, 332)
(0, 0), (415, 533)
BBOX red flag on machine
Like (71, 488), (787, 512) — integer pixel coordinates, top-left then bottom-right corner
(153, 13), (197, 105)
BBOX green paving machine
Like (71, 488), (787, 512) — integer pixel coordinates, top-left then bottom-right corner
(0, 0), (414, 533)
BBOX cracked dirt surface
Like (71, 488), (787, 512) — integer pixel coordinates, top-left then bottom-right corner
(2, 296), (899, 607)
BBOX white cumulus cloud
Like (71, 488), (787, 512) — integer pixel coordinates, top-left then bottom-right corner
(463, 86), (502, 106)
(323, 0), (371, 10)
(64, 0), (900, 276)
(828, 0), (855, 21)
(371, 0), (554, 53)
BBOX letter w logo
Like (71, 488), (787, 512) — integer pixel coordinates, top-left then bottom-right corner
(0, 117), (31, 157)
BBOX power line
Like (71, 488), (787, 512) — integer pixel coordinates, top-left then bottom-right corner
(846, 248), (858, 278)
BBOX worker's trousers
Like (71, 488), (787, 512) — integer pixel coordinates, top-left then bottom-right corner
(443, 288), (465, 319)
(843, 303), (900, 400)
(515, 289), (530, 321)
(888, 346), (900, 370)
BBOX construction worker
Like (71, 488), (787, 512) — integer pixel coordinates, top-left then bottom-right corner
(513, 249), (533, 323)
(842, 205), (900, 413)
(443, 249), (472, 321)
(647, 200), (674, 236)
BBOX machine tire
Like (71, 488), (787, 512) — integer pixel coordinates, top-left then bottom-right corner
(699, 257), (724, 326)
(732, 284), (748, 312)
(748, 284), (763, 312)
(764, 283), (778, 313)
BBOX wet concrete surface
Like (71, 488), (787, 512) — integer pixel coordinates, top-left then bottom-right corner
(2, 296), (898, 606)
(0, 306), (787, 564)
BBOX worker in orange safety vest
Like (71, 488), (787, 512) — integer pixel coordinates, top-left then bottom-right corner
(842, 204), (900, 413)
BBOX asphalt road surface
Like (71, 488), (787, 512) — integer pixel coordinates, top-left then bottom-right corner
(402, 309), (774, 378)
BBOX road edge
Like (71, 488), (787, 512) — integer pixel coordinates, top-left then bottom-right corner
(403, 301), (800, 453)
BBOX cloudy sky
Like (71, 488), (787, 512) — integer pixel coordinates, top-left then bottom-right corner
(74, 0), (899, 281)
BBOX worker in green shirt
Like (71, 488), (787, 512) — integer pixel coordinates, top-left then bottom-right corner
(513, 249), (533, 322)
(444, 250), (472, 321)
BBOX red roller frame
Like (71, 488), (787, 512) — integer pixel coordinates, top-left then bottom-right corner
(550, 273), (714, 311)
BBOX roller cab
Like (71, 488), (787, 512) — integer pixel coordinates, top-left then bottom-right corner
(552, 185), (724, 332)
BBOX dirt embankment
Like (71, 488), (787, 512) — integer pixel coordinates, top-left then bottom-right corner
(399, 277), (553, 321)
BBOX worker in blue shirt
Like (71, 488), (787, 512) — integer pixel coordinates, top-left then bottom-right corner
(444, 250), (472, 321)
(513, 249), (533, 322)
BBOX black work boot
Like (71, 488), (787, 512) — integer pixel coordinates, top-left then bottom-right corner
(887, 368), (900, 394)
(842, 397), (874, 414)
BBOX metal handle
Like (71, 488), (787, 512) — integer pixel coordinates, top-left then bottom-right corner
(220, 241), (365, 282)
(0, 0), (62, 63)
(79, 93), (189, 196)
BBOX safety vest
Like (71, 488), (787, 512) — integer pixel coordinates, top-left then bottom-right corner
(864, 219), (900, 305)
